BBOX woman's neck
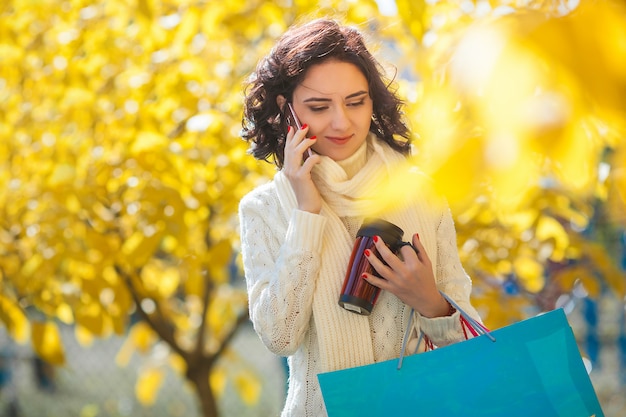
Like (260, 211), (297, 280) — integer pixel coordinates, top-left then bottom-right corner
(336, 140), (368, 179)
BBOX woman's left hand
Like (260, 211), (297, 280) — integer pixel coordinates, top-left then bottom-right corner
(363, 233), (450, 318)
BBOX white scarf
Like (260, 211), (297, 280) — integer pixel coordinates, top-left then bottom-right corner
(275, 134), (439, 372)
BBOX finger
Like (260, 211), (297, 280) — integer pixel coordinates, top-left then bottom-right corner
(398, 242), (420, 265)
(411, 233), (429, 264)
(294, 123), (309, 143)
(372, 235), (402, 267)
(301, 151), (320, 169)
(364, 247), (393, 277)
(298, 136), (316, 160)
(361, 271), (388, 290)
(284, 126), (296, 160)
(285, 127), (312, 168)
(285, 125), (297, 144)
(285, 123), (308, 146)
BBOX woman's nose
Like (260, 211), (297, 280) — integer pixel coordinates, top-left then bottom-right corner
(330, 106), (350, 131)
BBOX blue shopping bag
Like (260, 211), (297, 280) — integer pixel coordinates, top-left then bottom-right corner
(318, 307), (604, 417)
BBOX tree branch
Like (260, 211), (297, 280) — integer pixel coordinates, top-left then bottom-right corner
(211, 309), (249, 366)
(115, 264), (188, 360)
(194, 273), (214, 359)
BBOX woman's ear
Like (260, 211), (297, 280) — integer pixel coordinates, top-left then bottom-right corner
(276, 95), (287, 110)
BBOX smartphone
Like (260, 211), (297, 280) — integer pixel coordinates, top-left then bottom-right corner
(287, 103), (313, 160)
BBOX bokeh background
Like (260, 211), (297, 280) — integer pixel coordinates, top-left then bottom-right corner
(1, 0), (625, 416)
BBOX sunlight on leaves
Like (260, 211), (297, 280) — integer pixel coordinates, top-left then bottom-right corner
(141, 260), (181, 298)
(513, 256), (545, 293)
(535, 215), (569, 262)
(210, 365), (227, 398)
(234, 369), (262, 406)
(136, 367), (166, 406)
(31, 321), (66, 366)
(206, 239), (233, 285)
(75, 325), (95, 347)
(0, 294), (29, 343)
(74, 303), (107, 336)
(116, 321), (158, 367)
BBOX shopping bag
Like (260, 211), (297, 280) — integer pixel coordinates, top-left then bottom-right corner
(318, 307), (604, 417)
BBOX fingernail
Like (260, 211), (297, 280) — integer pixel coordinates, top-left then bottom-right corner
(301, 123), (308, 129)
(287, 125), (291, 133)
(364, 249), (371, 257)
(373, 235), (379, 243)
(416, 233), (420, 240)
(361, 273), (368, 279)
(309, 135), (317, 140)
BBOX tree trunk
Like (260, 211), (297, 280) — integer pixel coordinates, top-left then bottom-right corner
(188, 363), (219, 417)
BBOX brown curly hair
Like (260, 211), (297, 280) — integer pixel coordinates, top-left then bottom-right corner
(241, 18), (411, 168)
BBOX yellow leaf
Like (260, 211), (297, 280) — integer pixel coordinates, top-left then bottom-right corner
(32, 321), (66, 366)
(553, 266), (583, 290)
(75, 325), (94, 347)
(585, 242), (626, 296)
(74, 303), (105, 336)
(0, 43), (23, 63)
(500, 209), (538, 232)
(207, 239), (233, 284)
(207, 291), (235, 341)
(48, 164), (76, 187)
(173, 7), (200, 48)
(61, 87), (95, 109)
(553, 121), (599, 192)
(20, 253), (43, 277)
(111, 313), (127, 336)
(141, 261), (180, 298)
(535, 215), (569, 261)
(159, 267), (180, 298)
(183, 256), (205, 296)
(115, 337), (134, 368)
(234, 369), (261, 406)
(513, 256), (545, 293)
(130, 321), (157, 353)
(0, 294), (30, 343)
(427, 133), (487, 212)
(210, 366), (227, 398)
(137, 0), (154, 20)
(121, 230), (164, 267)
(579, 275), (601, 298)
(135, 367), (165, 406)
(131, 131), (168, 155)
(496, 259), (512, 275)
(56, 303), (74, 324)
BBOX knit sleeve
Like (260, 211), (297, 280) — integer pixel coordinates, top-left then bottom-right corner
(416, 205), (483, 346)
(239, 190), (327, 356)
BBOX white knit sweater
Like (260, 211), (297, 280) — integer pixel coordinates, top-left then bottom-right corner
(238, 135), (481, 417)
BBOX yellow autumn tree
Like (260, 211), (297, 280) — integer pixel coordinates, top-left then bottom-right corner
(398, 0), (626, 326)
(0, 1), (400, 416)
(1, 0), (625, 415)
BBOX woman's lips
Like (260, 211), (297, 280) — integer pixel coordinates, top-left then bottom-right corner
(326, 134), (354, 144)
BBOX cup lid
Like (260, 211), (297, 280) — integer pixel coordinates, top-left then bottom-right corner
(357, 218), (404, 244)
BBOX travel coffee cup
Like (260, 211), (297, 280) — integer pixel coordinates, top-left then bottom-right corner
(339, 218), (409, 315)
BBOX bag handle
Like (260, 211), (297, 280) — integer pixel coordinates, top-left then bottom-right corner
(397, 291), (495, 370)
(441, 292), (494, 341)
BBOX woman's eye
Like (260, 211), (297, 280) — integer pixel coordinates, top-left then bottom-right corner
(310, 106), (327, 112)
(347, 100), (365, 107)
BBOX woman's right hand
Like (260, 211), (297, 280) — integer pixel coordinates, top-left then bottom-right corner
(283, 124), (322, 214)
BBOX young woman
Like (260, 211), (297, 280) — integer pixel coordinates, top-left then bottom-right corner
(239, 18), (482, 417)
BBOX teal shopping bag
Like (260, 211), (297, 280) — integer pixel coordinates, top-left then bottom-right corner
(318, 308), (604, 417)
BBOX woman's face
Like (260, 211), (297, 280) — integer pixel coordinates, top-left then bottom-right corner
(291, 60), (373, 161)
